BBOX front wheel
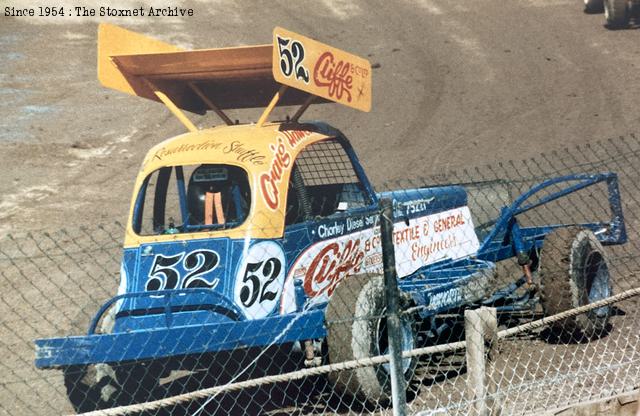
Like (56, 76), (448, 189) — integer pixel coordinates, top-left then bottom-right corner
(604, 0), (630, 27)
(325, 274), (417, 404)
(539, 227), (612, 339)
(63, 362), (161, 413)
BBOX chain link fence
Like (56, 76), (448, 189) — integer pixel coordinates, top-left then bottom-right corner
(2, 134), (640, 415)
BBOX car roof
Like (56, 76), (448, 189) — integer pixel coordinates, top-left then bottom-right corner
(139, 122), (338, 177)
(124, 121), (343, 247)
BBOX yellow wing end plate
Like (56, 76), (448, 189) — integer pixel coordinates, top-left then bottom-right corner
(272, 27), (372, 112)
(98, 23), (183, 99)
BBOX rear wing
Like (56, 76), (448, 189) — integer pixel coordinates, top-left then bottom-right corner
(97, 24), (372, 129)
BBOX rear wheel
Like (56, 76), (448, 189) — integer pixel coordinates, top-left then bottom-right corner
(325, 274), (417, 404)
(604, 0), (630, 28)
(539, 227), (612, 339)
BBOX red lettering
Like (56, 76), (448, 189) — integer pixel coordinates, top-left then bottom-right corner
(260, 137), (293, 210)
(259, 173), (279, 210)
(257, 131), (322, 209)
(282, 130), (312, 147)
(313, 51), (353, 102)
(410, 235), (458, 263)
(434, 213), (466, 233)
(303, 239), (365, 298)
(364, 235), (380, 253)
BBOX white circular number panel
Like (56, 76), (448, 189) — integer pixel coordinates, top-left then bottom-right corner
(234, 241), (286, 320)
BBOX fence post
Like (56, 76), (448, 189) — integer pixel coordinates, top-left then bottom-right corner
(465, 307), (498, 416)
(379, 198), (407, 416)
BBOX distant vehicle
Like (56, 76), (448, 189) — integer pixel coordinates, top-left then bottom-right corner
(584, 0), (640, 28)
(34, 24), (627, 412)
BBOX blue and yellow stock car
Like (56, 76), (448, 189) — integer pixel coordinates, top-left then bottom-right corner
(35, 25), (627, 412)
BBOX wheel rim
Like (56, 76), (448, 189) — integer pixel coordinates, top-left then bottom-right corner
(584, 250), (610, 318)
(376, 312), (415, 375)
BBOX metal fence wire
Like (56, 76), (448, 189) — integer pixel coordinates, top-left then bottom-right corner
(2, 134), (640, 416)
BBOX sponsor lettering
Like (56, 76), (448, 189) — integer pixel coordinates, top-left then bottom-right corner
(411, 235), (457, 262)
(394, 224), (421, 245)
(364, 252), (383, 267)
(346, 217), (364, 232)
(259, 137), (292, 210)
(364, 232), (381, 253)
(433, 213), (465, 233)
(429, 288), (462, 310)
(280, 129), (313, 147)
(222, 141), (265, 165)
(152, 140), (222, 160)
(403, 197), (435, 215)
(285, 227), (383, 310)
(303, 239), (365, 298)
(393, 207), (480, 277)
(318, 222), (345, 238)
(313, 51), (354, 102)
(259, 130), (314, 210)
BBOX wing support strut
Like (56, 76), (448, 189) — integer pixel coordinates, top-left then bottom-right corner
(145, 79), (198, 132)
(257, 85), (288, 127)
(188, 82), (234, 126)
(292, 95), (316, 122)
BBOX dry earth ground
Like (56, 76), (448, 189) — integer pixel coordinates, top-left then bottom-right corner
(1, 0), (639, 414)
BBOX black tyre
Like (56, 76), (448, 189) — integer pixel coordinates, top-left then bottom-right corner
(539, 227), (612, 339)
(325, 273), (417, 403)
(604, 0), (630, 27)
(64, 362), (161, 413)
(584, 0), (605, 13)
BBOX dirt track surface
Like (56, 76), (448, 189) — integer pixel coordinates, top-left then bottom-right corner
(1, 0), (639, 234)
(1, 1), (640, 415)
